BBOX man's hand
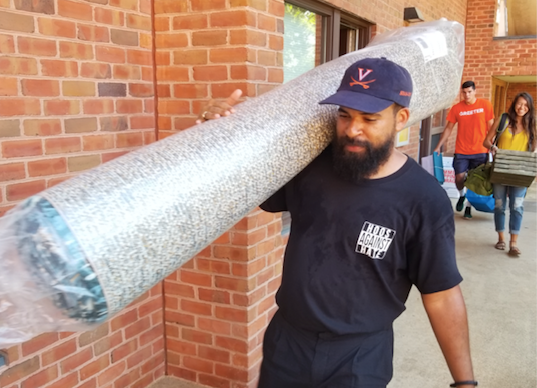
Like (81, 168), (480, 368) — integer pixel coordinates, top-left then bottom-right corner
(196, 89), (242, 124)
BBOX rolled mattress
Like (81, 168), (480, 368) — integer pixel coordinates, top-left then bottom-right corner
(0, 19), (464, 347)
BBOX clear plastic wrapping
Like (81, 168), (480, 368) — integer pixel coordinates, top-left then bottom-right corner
(0, 19), (464, 348)
(0, 198), (103, 347)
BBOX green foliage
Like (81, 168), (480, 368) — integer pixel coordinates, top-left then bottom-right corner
(284, 3), (317, 83)
(285, 3), (316, 32)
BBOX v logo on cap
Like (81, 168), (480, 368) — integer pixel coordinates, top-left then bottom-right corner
(358, 68), (373, 80)
(349, 68), (376, 89)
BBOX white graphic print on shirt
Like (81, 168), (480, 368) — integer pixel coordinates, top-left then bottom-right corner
(459, 108), (484, 116)
(355, 221), (396, 259)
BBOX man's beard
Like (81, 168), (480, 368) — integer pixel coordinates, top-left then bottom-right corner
(332, 131), (395, 183)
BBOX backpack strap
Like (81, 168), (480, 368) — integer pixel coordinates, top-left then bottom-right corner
(493, 112), (509, 146)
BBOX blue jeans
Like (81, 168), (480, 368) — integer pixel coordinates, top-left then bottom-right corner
(493, 184), (527, 234)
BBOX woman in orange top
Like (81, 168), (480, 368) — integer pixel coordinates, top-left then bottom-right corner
(483, 92), (537, 257)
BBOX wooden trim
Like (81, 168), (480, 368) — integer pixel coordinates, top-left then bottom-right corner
(419, 116), (433, 162)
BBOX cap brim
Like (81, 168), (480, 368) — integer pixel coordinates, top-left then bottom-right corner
(319, 90), (393, 114)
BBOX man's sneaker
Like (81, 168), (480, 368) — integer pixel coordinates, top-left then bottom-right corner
(463, 207), (472, 219)
(456, 195), (466, 212)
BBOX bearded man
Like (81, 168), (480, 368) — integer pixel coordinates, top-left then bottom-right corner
(199, 57), (477, 388)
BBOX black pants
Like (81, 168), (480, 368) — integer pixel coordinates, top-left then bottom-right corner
(258, 311), (394, 388)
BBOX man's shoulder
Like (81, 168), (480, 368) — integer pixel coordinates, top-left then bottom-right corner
(451, 100), (468, 110)
(403, 158), (452, 200)
(476, 98), (493, 108)
(448, 101), (465, 117)
(399, 158), (443, 188)
(408, 157), (443, 181)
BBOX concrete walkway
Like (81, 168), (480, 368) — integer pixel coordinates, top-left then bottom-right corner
(149, 185), (537, 388)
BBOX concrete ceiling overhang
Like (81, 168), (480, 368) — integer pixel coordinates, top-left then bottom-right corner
(494, 75), (537, 83)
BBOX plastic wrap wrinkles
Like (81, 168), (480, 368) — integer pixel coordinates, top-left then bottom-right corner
(0, 19), (464, 347)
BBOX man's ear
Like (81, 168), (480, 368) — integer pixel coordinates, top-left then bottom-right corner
(395, 107), (410, 132)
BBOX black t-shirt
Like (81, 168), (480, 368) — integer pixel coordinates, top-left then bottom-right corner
(261, 146), (462, 335)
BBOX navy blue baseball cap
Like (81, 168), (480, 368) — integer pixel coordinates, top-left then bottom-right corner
(319, 57), (413, 113)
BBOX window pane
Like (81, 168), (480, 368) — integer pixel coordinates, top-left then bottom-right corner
(339, 26), (358, 55)
(284, 4), (319, 83)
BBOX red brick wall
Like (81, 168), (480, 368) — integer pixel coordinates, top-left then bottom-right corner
(0, 0), (156, 216)
(0, 285), (164, 388)
(316, 0), (467, 35)
(0, 0), (163, 387)
(154, 0), (285, 137)
(464, 0), (536, 101)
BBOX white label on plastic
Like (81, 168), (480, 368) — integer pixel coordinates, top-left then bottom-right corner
(411, 31), (448, 62)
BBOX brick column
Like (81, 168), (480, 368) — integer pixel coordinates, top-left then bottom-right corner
(0, 0), (157, 216)
(164, 211), (285, 388)
(154, 1), (287, 386)
(154, 0), (284, 137)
